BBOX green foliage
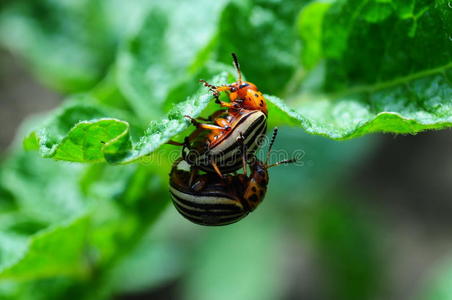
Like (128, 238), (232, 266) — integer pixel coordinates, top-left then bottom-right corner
(421, 257), (452, 300)
(0, 0), (115, 92)
(288, 0), (452, 139)
(0, 0), (451, 299)
(0, 215), (89, 280)
(13, 0), (450, 165)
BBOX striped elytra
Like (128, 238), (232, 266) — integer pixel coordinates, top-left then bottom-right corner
(167, 53), (269, 177)
(169, 128), (296, 226)
(183, 110), (267, 174)
(169, 159), (252, 226)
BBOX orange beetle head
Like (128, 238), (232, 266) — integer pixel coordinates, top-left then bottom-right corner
(228, 54), (268, 114)
(228, 81), (267, 114)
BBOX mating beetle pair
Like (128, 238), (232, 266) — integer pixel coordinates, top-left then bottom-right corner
(168, 54), (295, 226)
(168, 53), (268, 177)
(170, 128), (295, 226)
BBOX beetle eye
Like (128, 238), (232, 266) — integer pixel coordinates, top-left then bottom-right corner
(230, 87), (237, 92)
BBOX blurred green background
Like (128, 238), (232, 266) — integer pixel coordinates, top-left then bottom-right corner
(1, 0), (452, 299)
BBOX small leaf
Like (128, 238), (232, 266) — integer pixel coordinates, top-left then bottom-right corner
(45, 118), (130, 163)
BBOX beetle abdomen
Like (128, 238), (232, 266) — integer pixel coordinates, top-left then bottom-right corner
(169, 186), (248, 226)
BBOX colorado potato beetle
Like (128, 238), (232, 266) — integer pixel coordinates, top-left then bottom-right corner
(182, 109), (267, 175)
(199, 53), (268, 116)
(168, 53), (268, 177)
(169, 128), (295, 226)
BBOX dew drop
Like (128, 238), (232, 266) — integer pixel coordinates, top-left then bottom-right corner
(449, 1), (452, 8)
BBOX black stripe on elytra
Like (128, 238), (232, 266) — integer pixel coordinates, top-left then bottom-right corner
(199, 118), (266, 166)
(171, 186), (237, 201)
(173, 199), (245, 218)
(223, 119), (266, 159)
(183, 112), (266, 169)
(198, 122), (267, 172)
(211, 113), (266, 155)
(170, 192), (243, 211)
(209, 111), (259, 151)
(207, 213), (249, 225)
(191, 113), (266, 168)
(174, 205), (247, 226)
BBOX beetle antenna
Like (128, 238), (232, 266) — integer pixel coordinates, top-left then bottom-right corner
(267, 158), (297, 169)
(231, 53), (242, 84)
(265, 127), (278, 164)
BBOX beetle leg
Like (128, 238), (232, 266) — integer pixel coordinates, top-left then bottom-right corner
(191, 176), (207, 192)
(181, 136), (191, 152)
(211, 160), (223, 178)
(195, 110), (227, 122)
(214, 118), (232, 131)
(215, 100), (234, 108)
(185, 115), (230, 131)
(167, 131), (197, 148)
(196, 123), (230, 131)
(194, 116), (210, 122)
(199, 79), (217, 91)
(166, 140), (185, 146)
(214, 85), (231, 93)
(199, 80), (235, 107)
(208, 110), (228, 121)
(200, 79), (221, 98)
(188, 167), (199, 187)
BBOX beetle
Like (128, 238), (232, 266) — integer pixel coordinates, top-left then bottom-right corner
(169, 128), (295, 226)
(182, 109), (267, 176)
(199, 53), (268, 116)
(168, 53), (268, 177)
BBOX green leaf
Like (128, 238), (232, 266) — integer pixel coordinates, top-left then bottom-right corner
(279, 0), (452, 139)
(44, 117), (131, 163)
(268, 71), (452, 139)
(27, 73), (229, 164)
(1, 118), (170, 297)
(322, 0), (451, 90)
(215, 0), (305, 96)
(117, 0), (228, 120)
(0, 0), (115, 92)
(297, 1), (332, 70)
(108, 214), (186, 295)
(1, 152), (87, 224)
(0, 215), (90, 280)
